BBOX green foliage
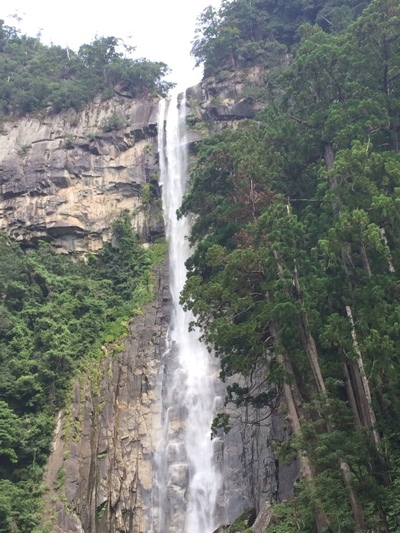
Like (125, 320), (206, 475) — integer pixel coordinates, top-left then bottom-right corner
(267, 489), (316, 533)
(182, 0), (400, 529)
(55, 468), (66, 491)
(227, 508), (256, 532)
(0, 402), (19, 464)
(0, 21), (173, 118)
(96, 501), (107, 520)
(0, 211), (163, 531)
(192, 0), (369, 76)
(100, 113), (124, 132)
(211, 413), (231, 438)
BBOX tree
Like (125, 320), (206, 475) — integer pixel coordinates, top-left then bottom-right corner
(0, 401), (19, 465)
(191, 0), (370, 76)
(183, 1), (400, 528)
(0, 27), (172, 118)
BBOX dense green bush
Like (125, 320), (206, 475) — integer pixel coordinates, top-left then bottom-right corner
(192, 0), (369, 76)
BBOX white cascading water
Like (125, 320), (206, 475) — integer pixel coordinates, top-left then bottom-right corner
(154, 91), (222, 533)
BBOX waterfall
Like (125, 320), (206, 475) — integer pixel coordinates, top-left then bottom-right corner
(153, 91), (222, 533)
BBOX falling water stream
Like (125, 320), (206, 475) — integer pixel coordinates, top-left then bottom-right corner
(153, 91), (222, 532)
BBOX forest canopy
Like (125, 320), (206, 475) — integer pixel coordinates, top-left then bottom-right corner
(0, 20), (173, 117)
(183, 0), (400, 530)
(192, 0), (369, 76)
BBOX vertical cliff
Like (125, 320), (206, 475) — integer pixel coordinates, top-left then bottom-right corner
(43, 260), (170, 533)
(0, 79), (298, 531)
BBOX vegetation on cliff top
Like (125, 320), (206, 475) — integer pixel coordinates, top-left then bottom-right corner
(0, 20), (173, 118)
(0, 212), (161, 531)
(183, 0), (400, 530)
(192, 0), (369, 76)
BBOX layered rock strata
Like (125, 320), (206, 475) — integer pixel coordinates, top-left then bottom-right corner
(0, 97), (160, 252)
(0, 70), (263, 253)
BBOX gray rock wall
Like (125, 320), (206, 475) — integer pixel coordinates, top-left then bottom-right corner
(43, 260), (171, 533)
(214, 372), (299, 527)
(0, 77), (299, 531)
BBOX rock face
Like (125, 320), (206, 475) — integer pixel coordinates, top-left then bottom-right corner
(0, 70), (264, 254)
(0, 96), (160, 252)
(0, 75), (298, 531)
(43, 260), (171, 533)
(186, 65), (265, 139)
(215, 371), (299, 526)
(216, 391), (277, 524)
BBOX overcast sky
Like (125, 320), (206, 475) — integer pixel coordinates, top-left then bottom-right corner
(1, 0), (222, 88)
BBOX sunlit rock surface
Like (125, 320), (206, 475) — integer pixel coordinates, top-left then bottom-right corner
(0, 96), (159, 252)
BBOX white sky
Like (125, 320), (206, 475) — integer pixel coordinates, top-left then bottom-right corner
(1, 0), (222, 88)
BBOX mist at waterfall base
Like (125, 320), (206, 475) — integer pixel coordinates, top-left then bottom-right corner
(152, 92), (223, 532)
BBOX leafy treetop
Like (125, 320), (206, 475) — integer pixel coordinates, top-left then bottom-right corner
(0, 21), (173, 118)
(191, 0), (369, 76)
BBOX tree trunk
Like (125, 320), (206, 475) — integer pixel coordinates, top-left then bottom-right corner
(268, 312), (330, 533)
(274, 253), (366, 530)
(359, 242), (372, 278)
(324, 143), (335, 175)
(379, 227), (395, 273)
(340, 461), (367, 532)
(346, 305), (381, 451)
(342, 363), (362, 427)
(344, 362), (371, 427)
